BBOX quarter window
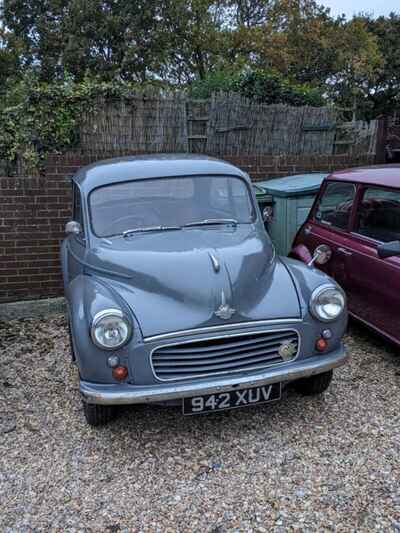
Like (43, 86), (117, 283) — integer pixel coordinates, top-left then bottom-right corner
(314, 182), (356, 230)
(355, 187), (400, 243)
(73, 184), (84, 236)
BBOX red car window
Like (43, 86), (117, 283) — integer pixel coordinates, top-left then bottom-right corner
(314, 182), (356, 231)
(355, 187), (400, 243)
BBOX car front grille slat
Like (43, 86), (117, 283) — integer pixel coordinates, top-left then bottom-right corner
(154, 346), (283, 366)
(151, 329), (299, 381)
(157, 331), (297, 355)
(156, 335), (298, 360)
(155, 353), (283, 374)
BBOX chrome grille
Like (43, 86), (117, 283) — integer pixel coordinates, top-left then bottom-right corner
(151, 329), (299, 381)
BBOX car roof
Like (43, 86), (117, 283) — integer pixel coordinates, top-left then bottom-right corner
(327, 165), (400, 188)
(72, 154), (248, 193)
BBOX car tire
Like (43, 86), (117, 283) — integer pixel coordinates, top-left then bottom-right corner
(82, 401), (117, 426)
(292, 370), (333, 396)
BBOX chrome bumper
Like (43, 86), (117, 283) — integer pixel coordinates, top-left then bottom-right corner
(80, 345), (348, 405)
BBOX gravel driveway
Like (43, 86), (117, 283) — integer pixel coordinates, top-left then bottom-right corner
(1, 315), (399, 532)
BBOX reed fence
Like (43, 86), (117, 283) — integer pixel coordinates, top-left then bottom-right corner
(79, 93), (378, 158)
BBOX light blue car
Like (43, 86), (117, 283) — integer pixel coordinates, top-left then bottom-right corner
(61, 154), (348, 426)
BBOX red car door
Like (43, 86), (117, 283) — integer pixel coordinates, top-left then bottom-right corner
(293, 180), (358, 292)
(343, 185), (400, 344)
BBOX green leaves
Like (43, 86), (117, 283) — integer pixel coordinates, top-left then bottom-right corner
(190, 69), (325, 106)
(0, 0), (399, 169)
(0, 75), (154, 173)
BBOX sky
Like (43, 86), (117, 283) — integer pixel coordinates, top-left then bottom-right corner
(322, 0), (399, 19)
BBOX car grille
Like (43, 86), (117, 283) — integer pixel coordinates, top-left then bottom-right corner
(151, 330), (299, 381)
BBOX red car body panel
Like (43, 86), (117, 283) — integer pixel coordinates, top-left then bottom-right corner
(291, 165), (400, 347)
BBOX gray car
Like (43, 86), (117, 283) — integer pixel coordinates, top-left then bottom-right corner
(61, 154), (348, 426)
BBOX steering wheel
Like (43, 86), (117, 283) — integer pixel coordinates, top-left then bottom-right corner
(108, 207), (160, 234)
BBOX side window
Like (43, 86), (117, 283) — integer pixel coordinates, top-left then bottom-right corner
(314, 182), (356, 231)
(355, 187), (400, 243)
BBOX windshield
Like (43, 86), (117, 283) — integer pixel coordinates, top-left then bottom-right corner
(89, 175), (256, 237)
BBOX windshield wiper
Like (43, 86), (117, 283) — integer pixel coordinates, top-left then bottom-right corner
(183, 218), (238, 228)
(122, 225), (181, 237)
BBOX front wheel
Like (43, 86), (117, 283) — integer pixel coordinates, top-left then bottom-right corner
(292, 370), (333, 396)
(82, 401), (117, 426)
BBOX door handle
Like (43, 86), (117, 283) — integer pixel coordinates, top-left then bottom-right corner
(337, 247), (353, 256)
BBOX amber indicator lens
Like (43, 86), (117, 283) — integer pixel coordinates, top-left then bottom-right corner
(112, 365), (128, 380)
(315, 338), (328, 352)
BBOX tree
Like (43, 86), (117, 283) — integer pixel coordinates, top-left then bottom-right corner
(63, 0), (169, 82)
(365, 13), (400, 116)
(190, 68), (325, 106)
(0, 27), (21, 89)
(241, 0), (344, 86)
(3, 0), (170, 82)
(0, 0), (397, 120)
(328, 17), (384, 119)
(162, 0), (227, 84)
(3, 0), (70, 81)
(225, 0), (272, 28)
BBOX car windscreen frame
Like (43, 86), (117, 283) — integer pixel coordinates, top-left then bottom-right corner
(87, 173), (257, 238)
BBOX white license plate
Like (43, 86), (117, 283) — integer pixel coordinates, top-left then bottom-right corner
(183, 383), (281, 415)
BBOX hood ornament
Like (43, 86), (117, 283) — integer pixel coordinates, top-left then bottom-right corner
(215, 290), (235, 320)
(208, 251), (220, 273)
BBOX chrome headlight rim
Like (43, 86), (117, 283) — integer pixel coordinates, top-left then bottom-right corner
(309, 284), (346, 323)
(90, 308), (132, 350)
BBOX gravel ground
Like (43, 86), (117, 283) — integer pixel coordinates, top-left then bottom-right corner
(1, 315), (400, 532)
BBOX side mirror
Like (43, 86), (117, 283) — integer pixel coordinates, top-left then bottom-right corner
(65, 220), (82, 236)
(262, 206), (274, 224)
(308, 244), (332, 267)
(377, 240), (400, 259)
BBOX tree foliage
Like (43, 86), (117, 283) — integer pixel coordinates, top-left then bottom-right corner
(3, 0), (397, 109)
(365, 13), (400, 117)
(3, 0), (170, 82)
(1, 0), (399, 168)
(190, 69), (324, 106)
(0, 75), (159, 172)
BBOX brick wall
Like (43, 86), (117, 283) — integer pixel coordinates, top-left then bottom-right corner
(0, 152), (375, 304)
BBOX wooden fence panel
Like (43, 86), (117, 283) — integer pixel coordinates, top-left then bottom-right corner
(301, 107), (337, 155)
(80, 94), (188, 153)
(205, 94), (337, 155)
(78, 93), (386, 158)
(333, 120), (378, 155)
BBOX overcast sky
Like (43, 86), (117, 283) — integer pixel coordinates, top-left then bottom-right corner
(322, 0), (399, 19)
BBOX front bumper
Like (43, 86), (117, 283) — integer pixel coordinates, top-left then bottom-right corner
(80, 344), (348, 405)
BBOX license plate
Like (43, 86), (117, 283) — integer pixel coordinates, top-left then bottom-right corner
(183, 383), (281, 415)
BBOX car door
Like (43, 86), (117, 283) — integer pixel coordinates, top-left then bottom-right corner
(295, 180), (357, 291)
(343, 185), (400, 343)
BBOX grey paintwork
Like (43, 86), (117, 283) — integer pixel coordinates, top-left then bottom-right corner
(73, 153), (247, 191)
(61, 154), (348, 404)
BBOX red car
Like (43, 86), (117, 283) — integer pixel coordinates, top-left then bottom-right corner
(291, 165), (400, 347)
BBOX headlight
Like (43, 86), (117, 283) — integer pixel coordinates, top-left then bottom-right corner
(91, 309), (132, 350)
(310, 285), (345, 322)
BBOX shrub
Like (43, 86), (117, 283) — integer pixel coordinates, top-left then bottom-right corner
(0, 73), (162, 173)
(190, 69), (325, 106)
